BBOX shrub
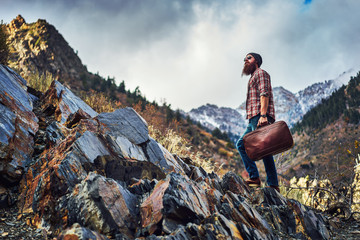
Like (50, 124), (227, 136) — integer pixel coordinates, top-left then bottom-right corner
(80, 90), (122, 113)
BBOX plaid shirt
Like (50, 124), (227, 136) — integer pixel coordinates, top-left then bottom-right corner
(246, 68), (275, 120)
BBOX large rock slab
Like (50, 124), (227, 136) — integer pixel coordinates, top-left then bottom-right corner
(0, 64), (38, 184)
(96, 107), (149, 145)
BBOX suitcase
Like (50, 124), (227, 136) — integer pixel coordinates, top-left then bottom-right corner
(243, 121), (294, 161)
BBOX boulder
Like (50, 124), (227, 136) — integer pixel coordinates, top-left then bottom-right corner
(0, 65), (38, 184)
(58, 173), (138, 238)
(140, 173), (211, 236)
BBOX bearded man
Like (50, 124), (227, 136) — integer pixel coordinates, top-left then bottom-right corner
(236, 52), (279, 192)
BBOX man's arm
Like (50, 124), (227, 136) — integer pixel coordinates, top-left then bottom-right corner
(258, 95), (269, 126)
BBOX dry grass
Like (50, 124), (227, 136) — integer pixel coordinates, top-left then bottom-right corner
(149, 125), (216, 173)
(79, 90), (122, 113)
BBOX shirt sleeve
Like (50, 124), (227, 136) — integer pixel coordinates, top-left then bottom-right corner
(257, 70), (271, 97)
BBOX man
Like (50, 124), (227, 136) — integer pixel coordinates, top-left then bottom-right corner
(236, 52), (279, 192)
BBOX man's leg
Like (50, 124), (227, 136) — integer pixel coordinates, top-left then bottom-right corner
(262, 155), (279, 187)
(236, 115), (261, 180)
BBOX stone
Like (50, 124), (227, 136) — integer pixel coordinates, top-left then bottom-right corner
(221, 171), (252, 199)
(0, 64), (38, 184)
(255, 187), (331, 240)
(144, 138), (185, 175)
(42, 80), (97, 124)
(140, 173), (211, 235)
(96, 107), (149, 145)
(57, 223), (110, 240)
(58, 173), (138, 238)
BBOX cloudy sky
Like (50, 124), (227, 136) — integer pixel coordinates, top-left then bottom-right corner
(2, 0), (360, 111)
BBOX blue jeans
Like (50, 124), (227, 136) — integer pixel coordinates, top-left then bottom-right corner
(236, 115), (279, 186)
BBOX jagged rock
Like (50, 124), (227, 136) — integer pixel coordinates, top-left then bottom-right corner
(255, 187), (330, 239)
(9, 15), (26, 31)
(96, 107), (149, 145)
(0, 65), (38, 184)
(57, 223), (110, 240)
(144, 138), (185, 174)
(140, 173), (211, 235)
(221, 191), (275, 239)
(42, 80), (97, 124)
(58, 172), (138, 238)
(102, 155), (166, 185)
(221, 171), (252, 199)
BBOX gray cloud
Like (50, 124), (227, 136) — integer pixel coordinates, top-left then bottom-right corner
(2, 0), (360, 111)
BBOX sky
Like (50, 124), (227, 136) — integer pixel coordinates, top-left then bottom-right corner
(2, 0), (360, 112)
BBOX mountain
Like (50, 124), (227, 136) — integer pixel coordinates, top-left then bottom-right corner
(6, 15), (87, 85)
(280, 73), (360, 184)
(187, 69), (357, 141)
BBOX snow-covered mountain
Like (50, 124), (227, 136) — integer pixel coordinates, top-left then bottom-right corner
(187, 69), (358, 141)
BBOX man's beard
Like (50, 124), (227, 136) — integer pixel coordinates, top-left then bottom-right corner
(242, 62), (257, 76)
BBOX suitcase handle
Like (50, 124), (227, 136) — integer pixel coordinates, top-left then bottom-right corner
(257, 121), (271, 129)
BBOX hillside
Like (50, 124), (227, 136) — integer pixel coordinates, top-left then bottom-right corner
(3, 15), (239, 176)
(280, 73), (360, 185)
(0, 62), (340, 240)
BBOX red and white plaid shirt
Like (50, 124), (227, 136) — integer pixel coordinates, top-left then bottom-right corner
(246, 68), (275, 120)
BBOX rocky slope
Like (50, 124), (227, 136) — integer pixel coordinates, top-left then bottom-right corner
(0, 64), (340, 239)
(188, 69), (358, 141)
(6, 15), (87, 86)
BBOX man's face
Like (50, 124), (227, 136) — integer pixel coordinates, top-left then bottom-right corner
(242, 54), (257, 76)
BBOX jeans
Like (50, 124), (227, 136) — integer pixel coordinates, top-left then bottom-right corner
(236, 114), (279, 186)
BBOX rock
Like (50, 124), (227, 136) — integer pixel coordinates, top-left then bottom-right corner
(42, 80), (97, 124)
(255, 187), (331, 240)
(0, 64), (38, 184)
(221, 171), (252, 199)
(140, 173), (212, 235)
(57, 223), (110, 240)
(9, 15), (26, 31)
(144, 138), (185, 174)
(0, 186), (8, 208)
(96, 107), (149, 145)
(58, 173), (138, 238)
(102, 155), (166, 185)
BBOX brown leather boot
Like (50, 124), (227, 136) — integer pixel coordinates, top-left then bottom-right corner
(245, 177), (261, 187)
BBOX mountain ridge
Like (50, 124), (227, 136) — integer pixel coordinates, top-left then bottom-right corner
(187, 68), (358, 141)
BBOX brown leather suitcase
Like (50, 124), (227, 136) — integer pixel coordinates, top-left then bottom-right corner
(243, 121), (294, 161)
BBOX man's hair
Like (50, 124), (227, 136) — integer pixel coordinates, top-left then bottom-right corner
(248, 52), (262, 67)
